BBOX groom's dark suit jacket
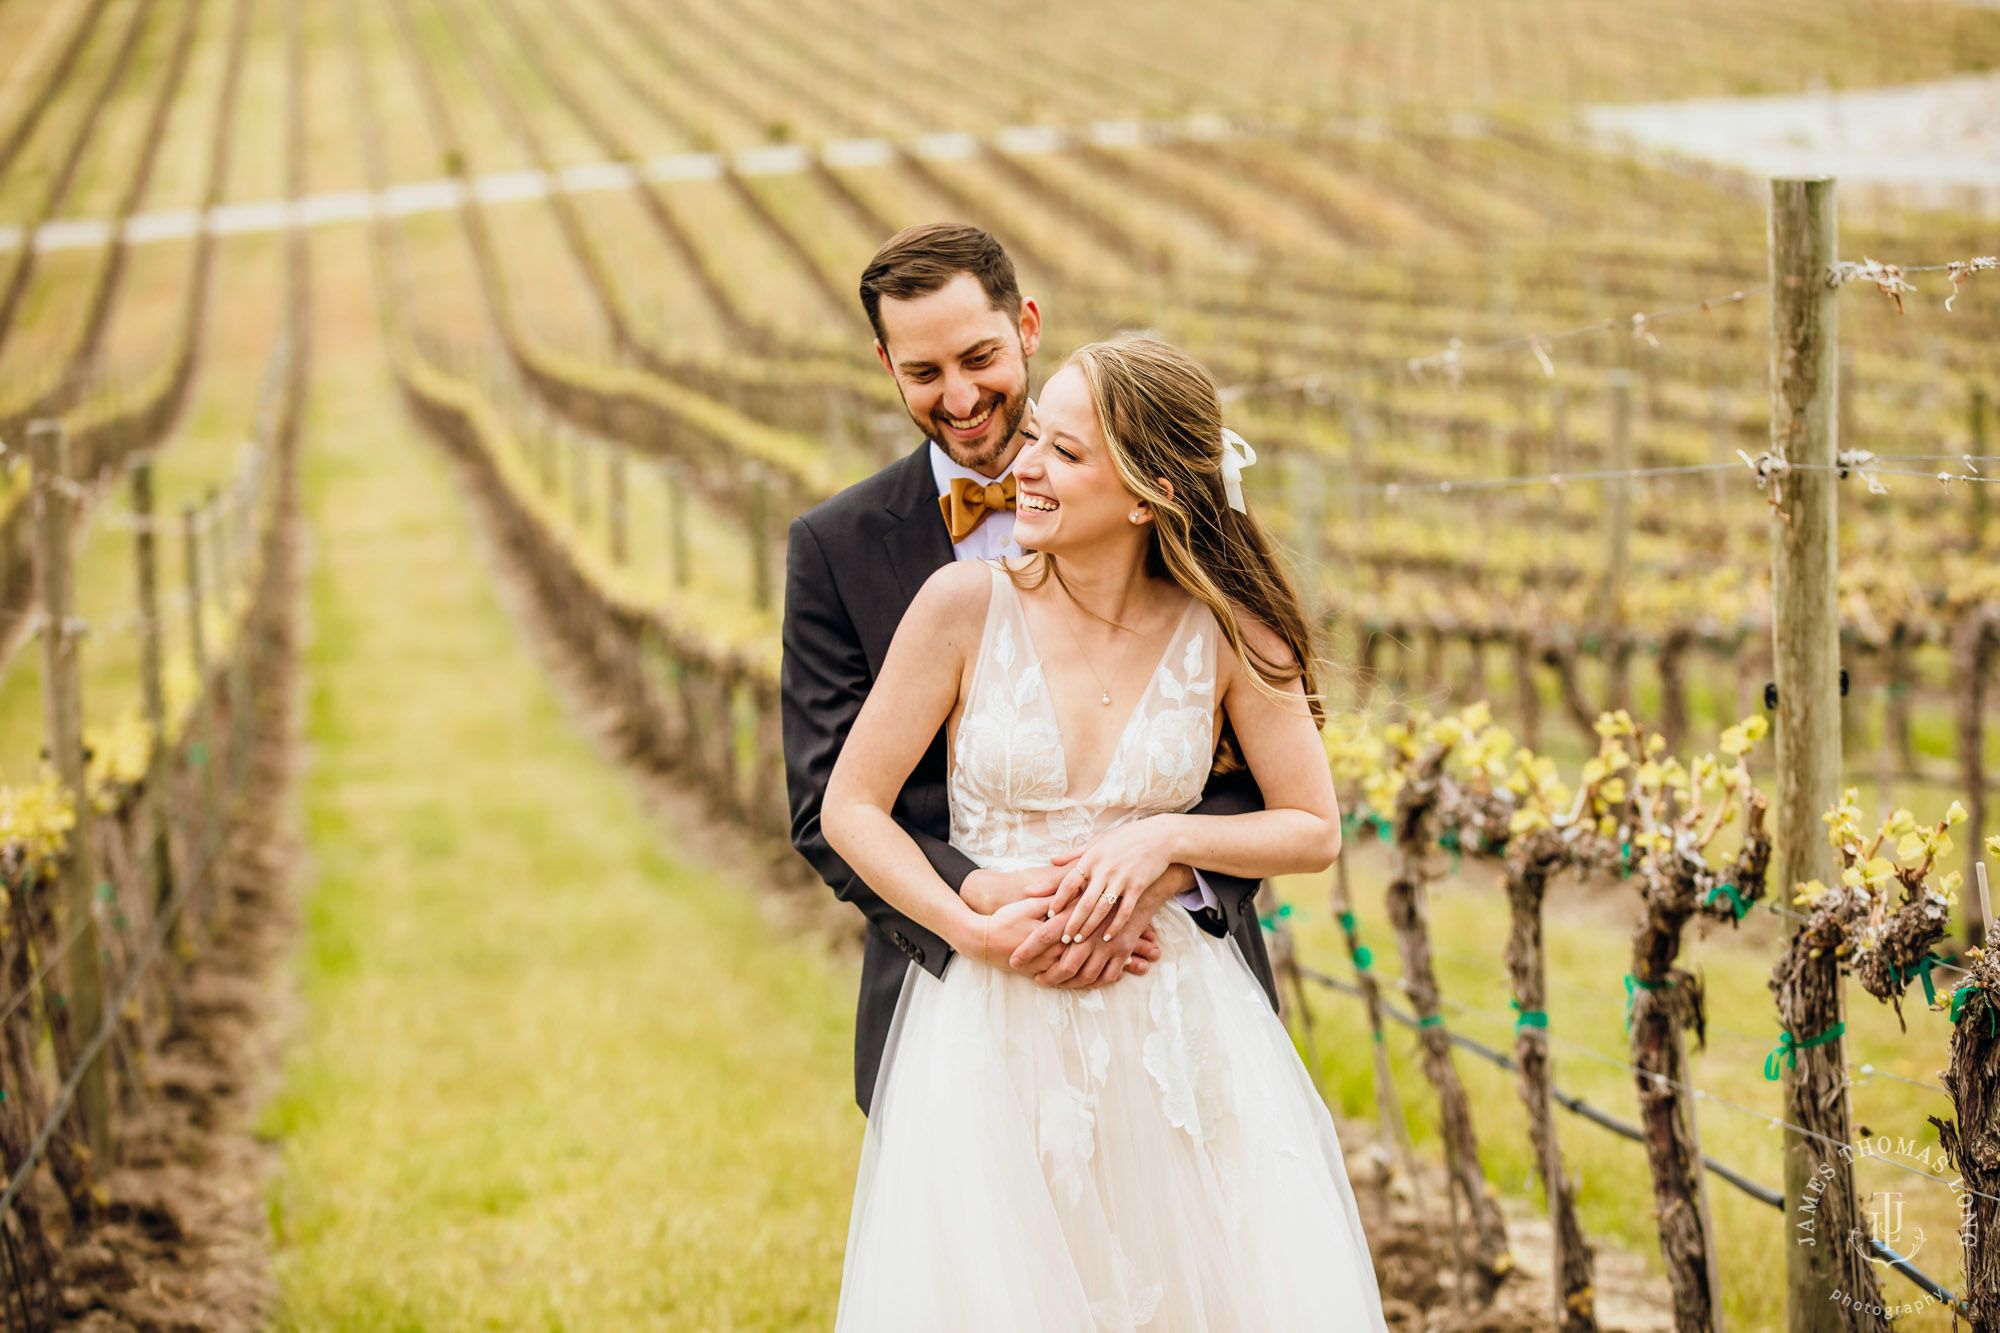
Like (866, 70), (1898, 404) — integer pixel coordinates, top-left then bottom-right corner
(782, 442), (1280, 1114)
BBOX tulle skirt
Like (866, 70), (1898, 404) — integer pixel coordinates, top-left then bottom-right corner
(835, 904), (1389, 1332)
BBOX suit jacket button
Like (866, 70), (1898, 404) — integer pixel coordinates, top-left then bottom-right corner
(910, 945), (925, 967)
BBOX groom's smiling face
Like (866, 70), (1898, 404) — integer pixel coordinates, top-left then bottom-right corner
(874, 272), (1041, 478)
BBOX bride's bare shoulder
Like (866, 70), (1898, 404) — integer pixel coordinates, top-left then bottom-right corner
(899, 560), (1000, 656)
(914, 558), (998, 602)
(1215, 603), (1302, 687)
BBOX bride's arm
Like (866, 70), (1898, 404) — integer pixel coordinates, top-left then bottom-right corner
(822, 563), (992, 963)
(1058, 616), (1340, 944)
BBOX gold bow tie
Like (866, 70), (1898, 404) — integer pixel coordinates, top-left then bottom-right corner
(939, 473), (1017, 543)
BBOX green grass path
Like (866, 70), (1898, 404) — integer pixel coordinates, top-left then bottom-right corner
(262, 278), (860, 1330)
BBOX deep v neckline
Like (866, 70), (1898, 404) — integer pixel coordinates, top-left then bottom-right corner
(1004, 572), (1199, 801)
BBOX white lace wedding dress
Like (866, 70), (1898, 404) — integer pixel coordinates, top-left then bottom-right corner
(834, 564), (1389, 1332)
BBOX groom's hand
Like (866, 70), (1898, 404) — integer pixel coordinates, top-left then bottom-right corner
(983, 896), (1080, 975)
(960, 864), (1065, 916)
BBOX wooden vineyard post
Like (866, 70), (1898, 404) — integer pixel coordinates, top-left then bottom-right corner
(28, 420), (110, 1166)
(1461, 634), (1490, 705)
(131, 462), (179, 953)
(537, 421), (557, 495)
(712, 664), (742, 817)
(1969, 386), (1988, 551)
(1603, 370), (1633, 711)
(1770, 174), (1845, 1333)
(822, 384), (849, 478)
(186, 495), (223, 837)
(663, 460), (690, 591)
(211, 481), (235, 617)
(226, 469), (257, 796)
(568, 430), (589, 534)
(205, 486), (228, 627)
(753, 678), (786, 838)
(674, 651), (707, 780)
(1549, 383), (1568, 475)
(133, 461), (167, 753)
(1657, 629), (1692, 750)
(608, 446), (628, 565)
(1514, 633), (1543, 750)
(1958, 609), (1996, 947)
(1881, 628), (1915, 779)
(745, 461), (771, 613)
(184, 501), (207, 675)
(1385, 750), (1514, 1303)
(1504, 830), (1598, 1332)
(1869, 652), (1897, 815)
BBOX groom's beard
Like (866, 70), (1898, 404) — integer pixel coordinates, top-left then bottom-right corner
(925, 387), (1030, 475)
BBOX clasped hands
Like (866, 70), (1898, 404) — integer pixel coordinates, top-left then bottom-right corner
(961, 824), (1186, 989)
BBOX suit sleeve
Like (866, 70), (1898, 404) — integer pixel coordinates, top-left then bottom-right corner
(781, 517), (974, 978)
(1183, 764), (1267, 940)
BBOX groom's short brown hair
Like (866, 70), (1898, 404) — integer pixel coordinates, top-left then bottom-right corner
(859, 224), (1021, 348)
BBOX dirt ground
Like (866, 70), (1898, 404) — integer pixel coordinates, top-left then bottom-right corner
(1343, 1133), (1675, 1333)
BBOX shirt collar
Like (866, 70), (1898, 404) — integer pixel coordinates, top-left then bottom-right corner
(927, 396), (1036, 497)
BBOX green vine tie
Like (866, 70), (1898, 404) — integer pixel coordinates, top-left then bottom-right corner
(1702, 883), (1750, 921)
(1623, 973), (1668, 1033)
(1948, 982), (1998, 1036)
(1764, 1022), (1846, 1080)
(1893, 952), (1947, 1005)
(1256, 902), (1294, 932)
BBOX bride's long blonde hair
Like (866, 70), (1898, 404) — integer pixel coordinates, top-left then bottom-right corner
(1012, 336), (1323, 735)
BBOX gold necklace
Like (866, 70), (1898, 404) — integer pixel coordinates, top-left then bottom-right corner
(1050, 595), (1138, 706)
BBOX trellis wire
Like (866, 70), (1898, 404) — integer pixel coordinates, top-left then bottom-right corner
(1285, 457), (1999, 502)
(1221, 249), (1998, 405)
(1337, 957), (1996, 1206)
(1218, 286), (1770, 402)
(1296, 963), (1970, 1310)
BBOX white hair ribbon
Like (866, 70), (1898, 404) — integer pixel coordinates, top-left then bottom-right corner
(1219, 428), (1257, 513)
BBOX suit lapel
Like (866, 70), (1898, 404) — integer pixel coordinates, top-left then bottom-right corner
(881, 443), (953, 605)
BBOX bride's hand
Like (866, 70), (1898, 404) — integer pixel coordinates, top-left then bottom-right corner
(1050, 823), (1175, 946)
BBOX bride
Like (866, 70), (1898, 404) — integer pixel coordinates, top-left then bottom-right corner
(822, 336), (1388, 1331)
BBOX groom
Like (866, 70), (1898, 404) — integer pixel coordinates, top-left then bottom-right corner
(782, 223), (1280, 1114)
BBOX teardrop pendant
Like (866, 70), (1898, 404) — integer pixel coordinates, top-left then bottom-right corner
(1100, 689), (1112, 706)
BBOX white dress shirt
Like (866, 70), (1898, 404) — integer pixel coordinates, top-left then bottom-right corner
(929, 438), (1219, 918)
(929, 441), (1026, 561)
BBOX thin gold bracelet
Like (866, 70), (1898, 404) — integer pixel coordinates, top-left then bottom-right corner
(980, 916), (991, 966)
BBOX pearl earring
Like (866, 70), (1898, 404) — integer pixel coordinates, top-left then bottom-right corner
(1129, 509), (1144, 523)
